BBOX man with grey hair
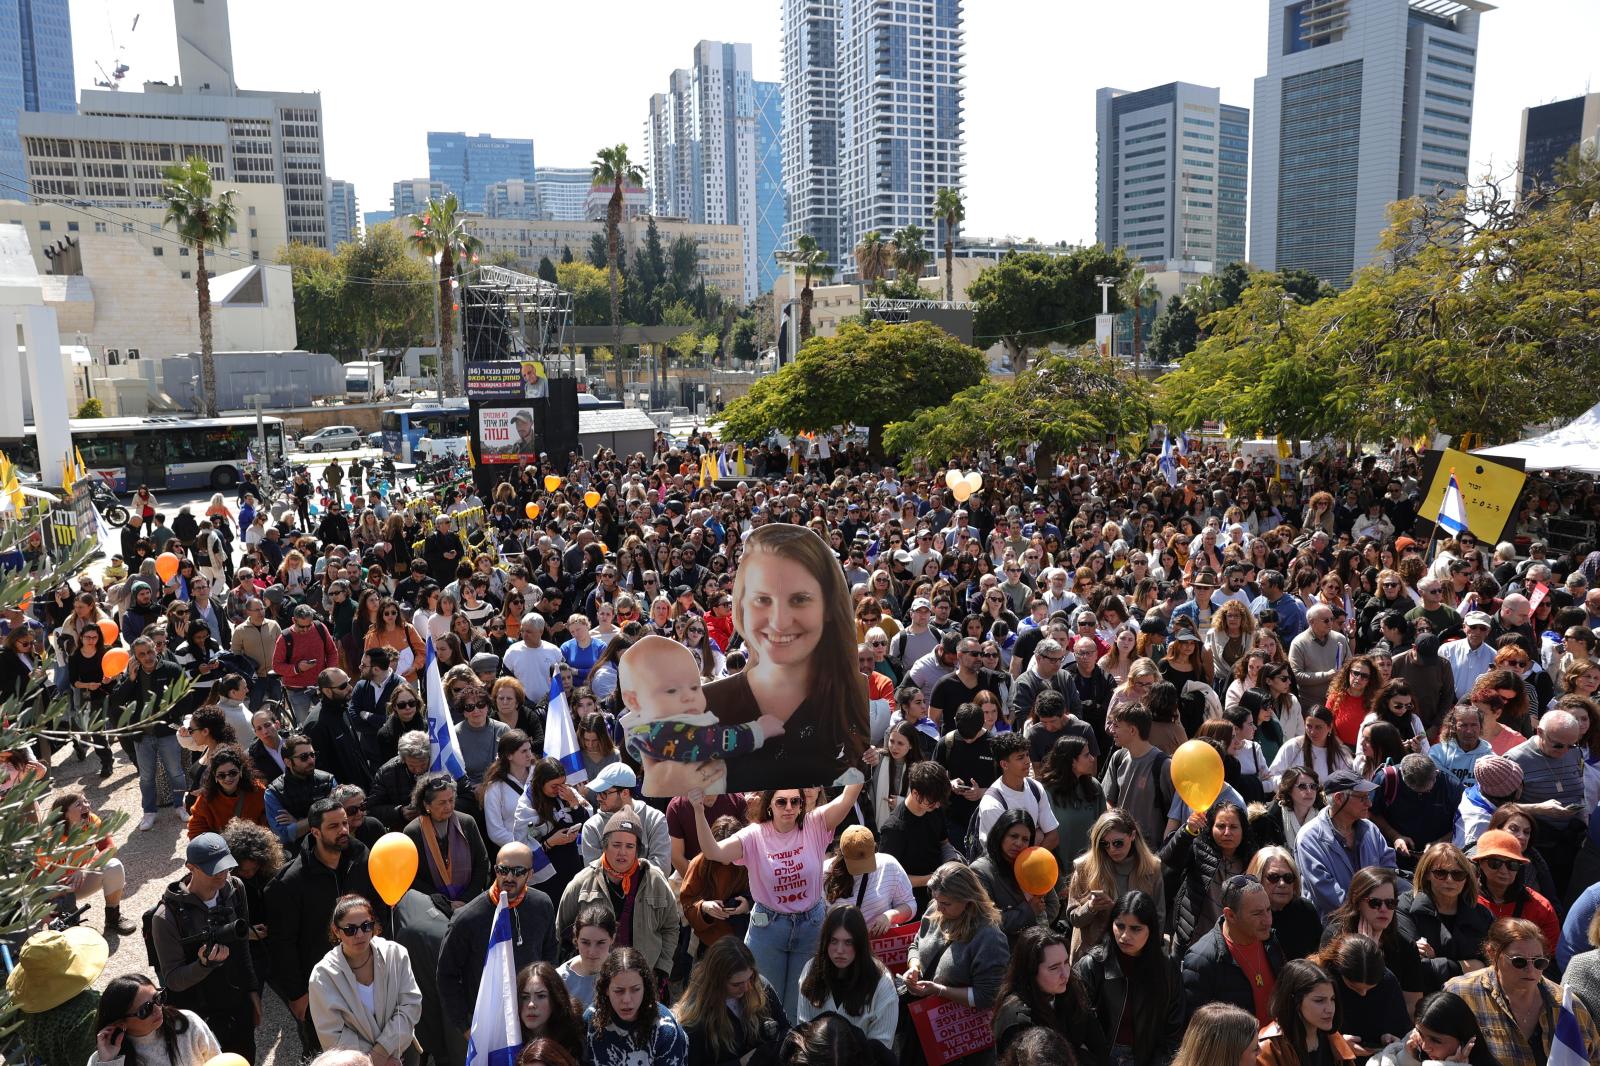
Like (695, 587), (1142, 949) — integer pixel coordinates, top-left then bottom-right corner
(1007, 636), (1080, 724)
(1507, 703), (1588, 889)
(1368, 752), (1462, 871)
(369, 730), (433, 829)
(503, 611), (563, 695)
(1405, 575), (1463, 642)
(1288, 604), (1348, 713)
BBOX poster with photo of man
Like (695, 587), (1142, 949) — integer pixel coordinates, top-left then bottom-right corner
(477, 405), (538, 463)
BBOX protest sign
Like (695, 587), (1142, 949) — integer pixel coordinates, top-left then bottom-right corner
(868, 919), (920, 975)
(908, 996), (994, 1066)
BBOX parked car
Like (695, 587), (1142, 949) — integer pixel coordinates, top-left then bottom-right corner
(295, 426), (362, 453)
(365, 431), (386, 451)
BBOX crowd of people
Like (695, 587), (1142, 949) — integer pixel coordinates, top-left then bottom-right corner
(8, 430), (1600, 1066)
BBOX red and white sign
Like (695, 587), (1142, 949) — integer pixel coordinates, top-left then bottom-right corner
(907, 996), (994, 1066)
(868, 919), (920, 975)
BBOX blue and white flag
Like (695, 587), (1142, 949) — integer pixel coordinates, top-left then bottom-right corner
(1551, 985), (1589, 1066)
(1437, 471), (1470, 538)
(545, 670), (587, 785)
(465, 895), (521, 1066)
(1158, 434), (1180, 488)
(423, 637), (467, 779)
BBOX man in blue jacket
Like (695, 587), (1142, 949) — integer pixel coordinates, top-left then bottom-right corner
(1296, 769), (1398, 918)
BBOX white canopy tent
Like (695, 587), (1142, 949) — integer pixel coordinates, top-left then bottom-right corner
(1475, 401), (1600, 474)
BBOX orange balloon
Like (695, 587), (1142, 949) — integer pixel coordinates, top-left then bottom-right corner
(155, 552), (180, 583)
(368, 831), (419, 906)
(524, 502), (539, 520)
(543, 475), (560, 492)
(101, 648), (130, 679)
(583, 490), (600, 508)
(18, 590), (31, 612)
(1014, 846), (1060, 896)
(97, 619), (119, 646)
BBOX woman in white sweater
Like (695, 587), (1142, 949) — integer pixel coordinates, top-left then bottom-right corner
(91, 975), (220, 1066)
(308, 895), (424, 1066)
(795, 906), (899, 1051)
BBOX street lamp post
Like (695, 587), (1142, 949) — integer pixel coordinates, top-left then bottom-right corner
(431, 252), (444, 407)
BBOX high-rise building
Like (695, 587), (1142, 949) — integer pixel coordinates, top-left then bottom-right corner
(1250, 0), (1490, 287)
(327, 179), (358, 246)
(391, 178), (448, 221)
(1519, 93), (1600, 195)
(426, 131), (536, 213)
(641, 42), (783, 300)
(1096, 82), (1249, 273)
(484, 178), (541, 220)
(780, 0), (842, 270)
(535, 167), (593, 222)
(754, 81), (787, 295)
(1, 0), (77, 203)
(175, 0), (236, 94)
(835, 0), (965, 276)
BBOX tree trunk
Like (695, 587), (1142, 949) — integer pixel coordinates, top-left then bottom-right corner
(1004, 336), (1027, 374)
(944, 237), (954, 302)
(608, 185), (624, 403)
(195, 239), (216, 417)
(867, 421), (885, 462)
(439, 248), (456, 397)
(800, 278), (814, 343)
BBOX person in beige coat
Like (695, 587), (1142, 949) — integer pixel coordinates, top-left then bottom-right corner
(308, 895), (423, 1066)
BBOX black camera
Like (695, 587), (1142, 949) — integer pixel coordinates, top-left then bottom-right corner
(179, 916), (250, 950)
(48, 899), (90, 931)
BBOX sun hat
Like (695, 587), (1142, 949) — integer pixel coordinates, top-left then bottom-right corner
(1473, 829), (1527, 864)
(6, 927), (109, 1013)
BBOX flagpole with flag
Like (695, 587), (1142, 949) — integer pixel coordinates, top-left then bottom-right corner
(544, 670), (588, 786)
(1426, 468), (1470, 563)
(423, 637), (467, 778)
(1551, 984), (1590, 1066)
(1158, 433), (1179, 489)
(465, 893), (521, 1066)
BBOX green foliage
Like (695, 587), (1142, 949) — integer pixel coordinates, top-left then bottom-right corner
(885, 352), (1152, 469)
(893, 224), (930, 277)
(280, 242), (356, 356)
(968, 245), (1136, 371)
(537, 256), (558, 284)
(336, 223), (432, 354)
(587, 233), (610, 270)
(560, 245), (575, 264)
(718, 319), (985, 457)
(935, 187), (965, 302)
(775, 234), (834, 342)
(162, 155), (239, 418)
(556, 261), (613, 326)
(74, 398), (104, 419)
(1147, 294), (1200, 362)
(854, 231), (894, 285)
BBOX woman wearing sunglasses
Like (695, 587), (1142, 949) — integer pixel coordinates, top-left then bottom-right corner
(1399, 842), (1491, 992)
(1445, 916), (1600, 1066)
(94, 975), (220, 1066)
(185, 745), (268, 839)
(1470, 829), (1560, 963)
(1318, 866), (1426, 1018)
(308, 894), (423, 1066)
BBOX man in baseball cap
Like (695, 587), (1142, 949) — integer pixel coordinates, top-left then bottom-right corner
(1295, 769), (1396, 919)
(578, 763), (670, 875)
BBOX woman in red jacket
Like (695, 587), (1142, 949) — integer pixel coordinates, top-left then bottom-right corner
(1325, 655), (1379, 747)
(186, 744), (269, 839)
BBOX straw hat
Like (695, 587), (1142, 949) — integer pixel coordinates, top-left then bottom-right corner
(5, 926), (109, 1013)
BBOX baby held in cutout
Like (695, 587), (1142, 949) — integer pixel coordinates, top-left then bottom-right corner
(619, 635), (784, 791)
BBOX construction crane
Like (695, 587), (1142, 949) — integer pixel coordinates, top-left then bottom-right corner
(92, 7), (140, 90)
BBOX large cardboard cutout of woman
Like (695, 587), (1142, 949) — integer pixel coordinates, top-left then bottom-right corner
(631, 523), (868, 796)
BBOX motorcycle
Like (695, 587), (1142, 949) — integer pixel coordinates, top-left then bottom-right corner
(85, 482), (129, 527)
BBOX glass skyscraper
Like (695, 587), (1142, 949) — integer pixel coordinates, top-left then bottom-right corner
(1, 0), (77, 203)
(754, 81), (787, 295)
(427, 131), (536, 213)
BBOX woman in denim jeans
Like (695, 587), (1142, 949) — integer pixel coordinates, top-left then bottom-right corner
(691, 782), (864, 1022)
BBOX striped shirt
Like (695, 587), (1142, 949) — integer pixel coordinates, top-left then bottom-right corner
(1505, 739), (1585, 811)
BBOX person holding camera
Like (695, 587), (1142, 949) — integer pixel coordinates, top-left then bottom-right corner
(148, 832), (262, 1061)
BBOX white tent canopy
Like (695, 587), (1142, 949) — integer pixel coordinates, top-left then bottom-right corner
(1475, 401), (1600, 473)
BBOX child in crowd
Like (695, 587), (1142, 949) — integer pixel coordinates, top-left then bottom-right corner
(557, 906), (616, 1010)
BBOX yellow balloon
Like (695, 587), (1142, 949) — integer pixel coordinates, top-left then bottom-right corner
(524, 502), (539, 520)
(1171, 739), (1225, 813)
(368, 831), (419, 906)
(964, 471), (983, 494)
(1014, 846), (1059, 896)
(584, 490), (600, 508)
(951, 481), (972, 503)
(543, 474), (561, 492)
(945, 468), (963, 490)
(204, 1056), (251, 1066)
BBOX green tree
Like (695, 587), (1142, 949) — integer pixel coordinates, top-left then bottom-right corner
(557, 261), (613, 326)
(668, 236), (699, 294)
(1216, 261), (1254, 307)
(592, 144), (645, 400)
(560, 245), (575, 264)
(775, 234), (833, 342)
(337, 222), (432, 356)
(934, 187), (965, 302)
(279, 242), (358, 357)
(719, 319), (985, 457)
(885, 352), (1152, 472)
(537, 256), (558, 284)
(854, 231), (895, 286)
(407, 194), (480, 398)
(162, 155), (239, 416)
(1147, 294), (1200, 362)
(587, 233), (610, 269)
(75, 397), (105, 418)
(485, 249), (521, 269)
(968, 246), (1134, 372)
(893, 224), (929, 278)
(1116, 266), (1159, 374)
(1277, 267), (1337, 304)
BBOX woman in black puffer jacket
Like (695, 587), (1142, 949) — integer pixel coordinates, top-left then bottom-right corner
(1156, 800), (1256, 954)
(1072, 890), (1186, 1066)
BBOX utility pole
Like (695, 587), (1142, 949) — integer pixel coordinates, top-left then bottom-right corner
(245, 393), (270, 467)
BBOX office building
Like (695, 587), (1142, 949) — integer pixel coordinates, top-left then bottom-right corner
(1250, 0), (1490, 287)
(754, 81), (787, 294)
(327, 179), (358, 246)
(780, 0), (842, 270)
(835, 0), (965, 276)
(463, 215), (744, 298)
(363, 210), (394, 230)
(583, 181), (648, 223)
(426, 131), (536, 213)
(645, 69), (695, 219)
(1, 0), (77, 203)
(1096, 82), (1249, 272)
(17, 0), (329, 246)
(485, 178), (541, 220)
(1519, 93), (1600, 195)
(535, 167), (593, 221)
(391, 178), (448, 221)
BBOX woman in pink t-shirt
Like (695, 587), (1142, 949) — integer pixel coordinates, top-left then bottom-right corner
(692, 782), (863, 1022)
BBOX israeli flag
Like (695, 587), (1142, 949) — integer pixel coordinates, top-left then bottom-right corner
(1551, 985), (1589, 1066)
(465, 895), (522, 1066)
(1437, 471), (1470, 538)
(544, 671), (587, 785)
(1158, 434), (1180, 488)
(423, 637), (467, 779)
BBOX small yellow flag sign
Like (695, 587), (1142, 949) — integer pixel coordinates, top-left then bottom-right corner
(1418, 448), (1527, 541)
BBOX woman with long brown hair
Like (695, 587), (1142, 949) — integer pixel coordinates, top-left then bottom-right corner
(1326, 655), (1380, 747)
(675, 937), (788, 1066)
(1465, 669), (1530, 755)
(365, 597), (426, 683)
(1064, 809), (1164, 961)
(1318, 866), (1426, 1017)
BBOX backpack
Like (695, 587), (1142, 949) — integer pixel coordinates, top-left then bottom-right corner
(962, 778), (1044, 861)
(141, 903), (165, 981)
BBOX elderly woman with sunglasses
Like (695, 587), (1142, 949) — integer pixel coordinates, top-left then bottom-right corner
(1398, 842), (1493, 993)
(1446, 916), (1600, 1066)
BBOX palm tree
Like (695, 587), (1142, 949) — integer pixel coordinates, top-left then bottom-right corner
(776, 234), (833, 343)
(892, 224), (930, 280)
(592, 145), (644, 402)
(934, 188), (965, 301)
(162, 156), (238, 417)
(1118, 266), (1160, 375)
(853, 230), (895, 288)
(407, 194), (480, 399)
